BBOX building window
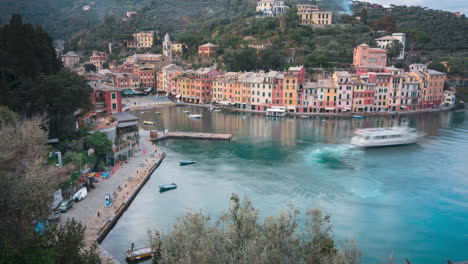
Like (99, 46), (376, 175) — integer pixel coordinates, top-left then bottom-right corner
(112, 103), (117, 110)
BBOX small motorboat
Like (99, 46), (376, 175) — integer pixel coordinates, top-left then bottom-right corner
(143, 121), (156, 125)
(301, 115), (309, 119)
(159, 183), (177, 192)
(179, 160), (196, 166)
(352, 115), (363, 119)
(125, 243), (157, 262)
(183, 111), (190, 114)
(188, 114), (202, 119)
(213, 109), (222, 112)
(155, 112), (161, 114)
(72, 187), (87, 202)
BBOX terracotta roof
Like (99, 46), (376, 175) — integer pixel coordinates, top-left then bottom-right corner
(199, 43), (219, 48)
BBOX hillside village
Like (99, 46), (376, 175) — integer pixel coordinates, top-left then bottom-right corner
(57, 0), (462, 127)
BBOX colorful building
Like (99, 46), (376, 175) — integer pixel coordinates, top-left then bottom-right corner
(198, 43), (219, 57)
(127, 31), (154, 48)
(409, 64), (446, 109)
(89, 51), (107, 69)
(62, 51), (80, 69)
(297, 4), (333, 25)
(256, 0), (289, 17)
(353, 44), (387, 68)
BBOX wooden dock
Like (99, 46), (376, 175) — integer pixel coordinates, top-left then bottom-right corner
(151, 131), (233, 142)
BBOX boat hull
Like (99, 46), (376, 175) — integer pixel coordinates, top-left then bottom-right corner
(159, 184), (177, 192)
(179, 160), (196, 166)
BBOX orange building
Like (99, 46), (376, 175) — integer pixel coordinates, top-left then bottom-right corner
(198, 43), (219, 57)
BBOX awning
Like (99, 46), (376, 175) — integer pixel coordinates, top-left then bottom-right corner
(219, 100), (232, 106)
(400, 106), (407, 109)
(287, 106), (295, 110)
(175, 95), (181, 99)
(122, 89), (136, 95)
(345, 108), (352, 110)
(357, 106), (366, 109)
(117, 121), (139, 128)
(325, 107), (334, 111)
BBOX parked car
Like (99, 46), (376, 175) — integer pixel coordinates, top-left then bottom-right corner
(47, 212), (61, 223)
(57, 200), (73, 213)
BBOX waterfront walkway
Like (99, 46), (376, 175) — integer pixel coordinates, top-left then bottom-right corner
(60, 129), (165, 264)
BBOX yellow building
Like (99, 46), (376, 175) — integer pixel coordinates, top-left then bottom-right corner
(127, 31), (154, 48)
(297, 4), (333, 25)
(171, 42), (185, 54)
(283, 74), (298, 110)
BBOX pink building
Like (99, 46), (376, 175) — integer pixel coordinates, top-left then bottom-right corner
(353, 44), (387, 68)
(333, 71), (353, 112)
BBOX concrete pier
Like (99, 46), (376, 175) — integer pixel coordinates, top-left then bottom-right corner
(151, 131), (233, 142)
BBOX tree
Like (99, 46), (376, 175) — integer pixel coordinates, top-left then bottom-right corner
(47, 219), (101, 264)
(405, 29), (430, 54)
(0, 115), (52, 249)
(0, 114), (100, 263)
(0, 15), (92, 140)
(149, 194), (361, 264)
(372, 16), (398, 33)
(387, 40), (404, 61)
(85, 132), (113, 155)
(428, 62), (447, 73)
(360, 8), (368, 25)
(84, 63), (97, 72)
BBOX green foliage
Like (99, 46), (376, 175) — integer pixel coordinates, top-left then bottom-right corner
(372, 15), (398, 33)
(428, 62), (447, 73)
(367, 6), (468, 52)
(0, 15), (92, 140)
(84, 63), (97, 72)
(224, 48), (287, 72)
(0, 219), (101, 264)
(387, 40), (404, 61)
(85, 132), (113, 155)
(149, 194), (361, 264)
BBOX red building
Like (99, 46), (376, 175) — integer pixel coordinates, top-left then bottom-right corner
(89, 82), (123, 114)
(353, 44), (387, 68)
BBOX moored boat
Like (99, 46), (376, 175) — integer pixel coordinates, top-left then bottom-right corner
(351, 126), (423, 148)
(266, 106), (287, 117)
(352, 115), (363, 119)
(159, 183), (177, 192)
(143, 121), (156, 125)
(188, 114), (202, 119)
(179, 160), (196, 166)
(183, 111), (190, 114)
(125, 243), (157, 262)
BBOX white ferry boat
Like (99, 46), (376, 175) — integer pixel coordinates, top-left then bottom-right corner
(351, 126), (422, 148)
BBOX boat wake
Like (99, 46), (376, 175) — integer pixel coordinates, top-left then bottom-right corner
(307, 145), (364, 169)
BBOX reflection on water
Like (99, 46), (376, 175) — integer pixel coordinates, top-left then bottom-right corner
(103, 107), (468, 264)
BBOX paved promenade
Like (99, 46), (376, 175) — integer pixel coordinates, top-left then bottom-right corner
(60, 129), (164, 264)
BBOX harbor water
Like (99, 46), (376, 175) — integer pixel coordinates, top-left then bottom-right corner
(102, 106), (468, 263)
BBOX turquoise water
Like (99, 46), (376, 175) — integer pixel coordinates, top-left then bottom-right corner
(102, 107), (468, 263)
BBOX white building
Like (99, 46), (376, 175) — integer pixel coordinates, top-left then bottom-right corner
(163, 33), (172, 59)
(375, 33), (406, 60)
(256, 0), (289, 17)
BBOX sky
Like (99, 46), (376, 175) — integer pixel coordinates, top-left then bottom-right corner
(370, 0), (468, 15)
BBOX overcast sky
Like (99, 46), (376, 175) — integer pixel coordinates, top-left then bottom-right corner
(370, 0), (467, 15)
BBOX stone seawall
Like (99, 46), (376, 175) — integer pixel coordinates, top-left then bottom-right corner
(84, 143), (165, 264)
